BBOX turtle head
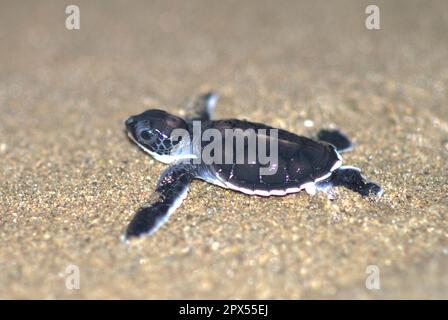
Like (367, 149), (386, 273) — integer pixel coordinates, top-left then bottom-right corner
(125, 109), (190, 163)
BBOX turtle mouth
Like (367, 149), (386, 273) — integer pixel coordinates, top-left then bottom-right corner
(124, 116), (136, 139)
(125, 125), (147, 152)
(126, 130), (136, 143)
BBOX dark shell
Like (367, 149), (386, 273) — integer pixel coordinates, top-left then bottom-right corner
(200, 119), (341, 193)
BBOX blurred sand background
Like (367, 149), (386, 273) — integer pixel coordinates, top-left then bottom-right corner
(0, 0), (447, 299)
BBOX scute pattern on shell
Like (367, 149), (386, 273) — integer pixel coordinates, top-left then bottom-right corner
(201, 119), (340, 193)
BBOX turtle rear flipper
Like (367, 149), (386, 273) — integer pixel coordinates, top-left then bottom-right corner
(124, 163), (197, 240)
(317, 129), (353, 153)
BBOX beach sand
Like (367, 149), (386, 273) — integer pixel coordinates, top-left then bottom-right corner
(0, 0), (447, 299)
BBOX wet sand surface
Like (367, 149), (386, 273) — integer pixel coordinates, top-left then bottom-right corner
(1, 0), (447, 299)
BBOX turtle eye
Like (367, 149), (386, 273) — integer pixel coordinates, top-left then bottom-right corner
(140, 130), (152, 141)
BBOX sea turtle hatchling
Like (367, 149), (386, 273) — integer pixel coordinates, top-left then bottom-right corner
(123, 92), (383, 239)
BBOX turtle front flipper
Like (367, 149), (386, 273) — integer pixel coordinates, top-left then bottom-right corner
(317, 166), (383, 197)
(187, 91), (219, 122)
(124, 163), (197, 240)
(317, 129), (353, 153)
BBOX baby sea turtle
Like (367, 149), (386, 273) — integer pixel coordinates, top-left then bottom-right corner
(124, 92), (383, 239)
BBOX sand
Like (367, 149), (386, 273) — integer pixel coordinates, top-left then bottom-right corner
(0, 0), (447, 299)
